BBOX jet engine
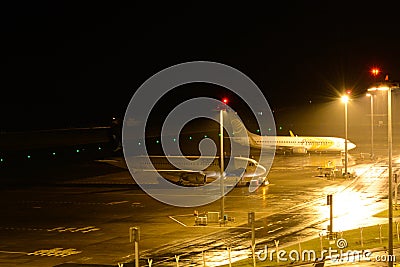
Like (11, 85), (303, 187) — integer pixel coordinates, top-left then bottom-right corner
(179, 173), (207, 184)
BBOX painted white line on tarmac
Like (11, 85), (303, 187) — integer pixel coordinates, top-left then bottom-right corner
(0, 250), (27, 254)
(168, 216), (188, 227)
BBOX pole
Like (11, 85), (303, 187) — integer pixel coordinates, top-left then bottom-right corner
(388, 87), (393, 267)
(220, 109), (225, 224)
(395, 178), (398, 210)
(344, 101), (348, 176)
(251, 216), (255, 248)
(370, 94), (374, 158)
(135, 241), (139, 267)
(330, 195), (333, 237)
(129, 227), (140, 267)
(227, 247), (232, 267)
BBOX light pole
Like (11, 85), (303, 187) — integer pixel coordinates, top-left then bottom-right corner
(388, 86), (393, 267)
(368, 82), (399, 267)
(220, 98), (229, 224)
(341, 95), (349, 176)
(220, 108), (225, 224)
(366, 93), (374, 158)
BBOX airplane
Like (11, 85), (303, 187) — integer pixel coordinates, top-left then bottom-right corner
(99, 155), (270, 190)
(230, 118), (356, 154)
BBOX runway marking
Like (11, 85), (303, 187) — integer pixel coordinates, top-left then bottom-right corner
(47, 226), (100, 233)
(27, 248), (82, 257)
(17, 200), (131, 206)
(267, 226), (284, 234)
(0, 250), (27, 254)
(0, 225), (100, 233)
(107, 200), (129, 205)
(0, 248), (82, 258)
(168, 216), (188, 227)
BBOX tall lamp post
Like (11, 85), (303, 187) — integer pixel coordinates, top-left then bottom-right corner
(219, 98), (229, 224)
(366, 93), (374, 158)
(341, 95), (349, 176)
(368, 82), (399, 267)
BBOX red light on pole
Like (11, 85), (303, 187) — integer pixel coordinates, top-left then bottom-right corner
(370, 67), (380, 77)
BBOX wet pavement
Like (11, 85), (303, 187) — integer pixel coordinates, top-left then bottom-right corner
(0, 152), (397, 266)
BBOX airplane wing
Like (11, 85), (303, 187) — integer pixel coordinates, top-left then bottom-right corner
(97, 155), (266, 186)
(97, 157), (220, 185)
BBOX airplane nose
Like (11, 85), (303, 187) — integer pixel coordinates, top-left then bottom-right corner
(348, 141), (356, 150)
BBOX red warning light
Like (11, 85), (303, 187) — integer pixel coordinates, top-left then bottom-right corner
(222, 98), (229, 104)
(346, 90), (352, 95)
(370, 67), (380, 77)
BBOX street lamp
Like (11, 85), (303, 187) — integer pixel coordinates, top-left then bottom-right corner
(368, 81), (400, 267)
(366, 93), (374, 159)
(219, 98), (229, 224)
(341, 95), (349, 176)
(220, 108), (225, 224)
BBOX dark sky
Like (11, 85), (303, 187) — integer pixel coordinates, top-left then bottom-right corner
(2, 2), (400, 130)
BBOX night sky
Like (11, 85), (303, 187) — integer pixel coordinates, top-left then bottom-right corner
(2, 2), (400, 130)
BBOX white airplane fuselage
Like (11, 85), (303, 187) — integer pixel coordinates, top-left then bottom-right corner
(230, 118), (356, 154)
(246, 134), (356, 153)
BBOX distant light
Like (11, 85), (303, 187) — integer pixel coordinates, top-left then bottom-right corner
(370, 67), (380, 76)
(222, 98), (228, 104)
(156, 140), (160, 144)
(189, 136), (192, 140)
(341, 95), (349, 103)
(346, 90), (351, 95)
(138, 142), (141, 146)
(52, 152), (56, 156)
(204, 135), (208, 138)
(173, 138), (176, 142)
(268, 128), (272, 131)
(27, 155), (31, 159)
(98, 147), (102, 150)
(279, 126), (282, 130)
(366, 93), (371, 97)
(256, 129), (260, 133)
(1, 158), (4, 162)
(76, 149), (80, 153)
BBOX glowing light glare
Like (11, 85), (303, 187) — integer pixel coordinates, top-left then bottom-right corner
(366, 93), (371, 97)
(222, 97), (228, 104)
(341, 95), (349, 103)
(346, 90), (352, 95)
(370, 67), (380, 76)
(368, 86), (389, 92)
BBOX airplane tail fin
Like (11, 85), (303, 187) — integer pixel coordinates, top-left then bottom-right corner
(289, 130), (297, 137)
(229, 118), (257, 146)
(231, 118), (257, 138)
